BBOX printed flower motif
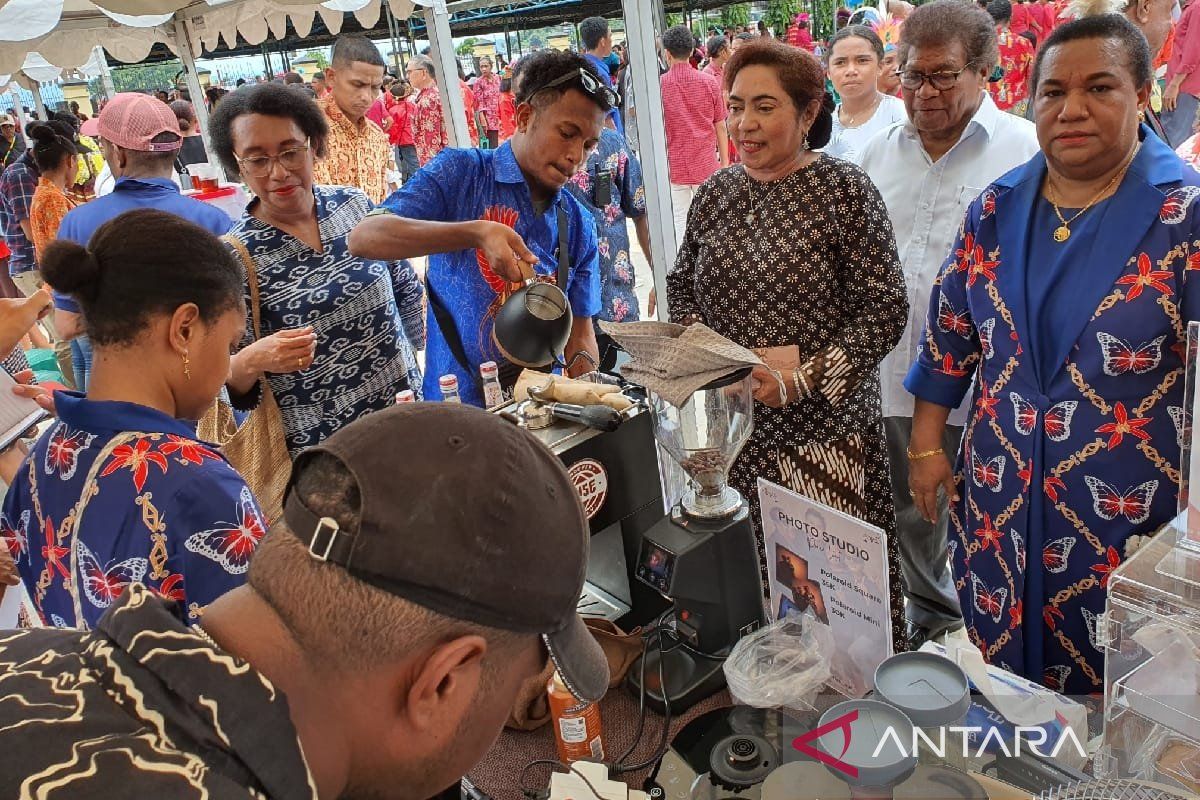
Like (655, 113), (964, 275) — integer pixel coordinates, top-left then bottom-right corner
(568, 171), (590, 192)
(0, 510), (27, 562)
(975, 380), (999, 419)
(1117, 253), (1173, 302)
(155, 573), (186, 603)
(1008, 599), (1023, 630)
(954, 233), (978, 273)
(40, 516), (68, 581)
(1043, 603), (1064, 631)
(611, 297), (631, 322)
(965, 243), (1000, 288)
(159, 435), (222, 466)
(1095, 402), (1152, 450)
(1091, 546), (1121, 588)
(1044, 476), (1067, 503)
(100, 438), (168, 493)
(598, 238), (611, 259)
(973, 513), (1002, 552)
(937, 352), (967, 377)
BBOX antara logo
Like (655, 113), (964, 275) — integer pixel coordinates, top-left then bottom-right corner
(791, 709), (1088, 771)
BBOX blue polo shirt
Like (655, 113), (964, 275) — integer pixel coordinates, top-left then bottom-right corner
(380, 143), (600, 407)
(54, 178), (232, 312)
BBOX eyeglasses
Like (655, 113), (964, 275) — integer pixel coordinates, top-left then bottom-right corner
(526, 67), (618, 109)
(235, 141), (311, 178)
(897, 62), (979, 92)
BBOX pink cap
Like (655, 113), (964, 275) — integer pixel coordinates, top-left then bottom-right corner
(80, 92), (181, 152)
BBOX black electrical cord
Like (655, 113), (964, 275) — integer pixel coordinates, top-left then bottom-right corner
(613, 633), (650, 767)
(610, 608), (676, 769)
(611, 628), (673, 775)
(518, 759), (606, 800)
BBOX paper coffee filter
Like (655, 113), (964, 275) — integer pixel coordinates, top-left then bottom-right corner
(600, 321), (762, 407)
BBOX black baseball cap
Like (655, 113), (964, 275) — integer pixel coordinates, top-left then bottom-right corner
(282, 403), (609, 702)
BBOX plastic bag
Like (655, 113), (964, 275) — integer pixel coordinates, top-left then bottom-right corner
(724, 612), (833, 711)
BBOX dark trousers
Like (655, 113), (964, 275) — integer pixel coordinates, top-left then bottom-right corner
(884, 415), (965, 637)
(395, 145), (419, 183)
(486, 130), (499, 149)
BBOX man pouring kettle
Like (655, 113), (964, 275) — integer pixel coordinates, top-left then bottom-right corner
(350, 50), (607, 407)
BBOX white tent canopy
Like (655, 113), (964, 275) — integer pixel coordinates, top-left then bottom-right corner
(0, 0), (415, 76)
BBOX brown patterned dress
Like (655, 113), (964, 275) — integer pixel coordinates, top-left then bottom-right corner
(666, 155), (909, 650)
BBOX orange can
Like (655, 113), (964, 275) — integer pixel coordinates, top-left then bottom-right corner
(547, 671), (605, 764)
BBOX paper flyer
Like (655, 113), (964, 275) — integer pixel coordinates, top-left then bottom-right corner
(757, 478), (894, 697)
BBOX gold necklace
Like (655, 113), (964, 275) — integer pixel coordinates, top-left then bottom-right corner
(1046, 145), (1139, 243)
(840, 92), (882, 128)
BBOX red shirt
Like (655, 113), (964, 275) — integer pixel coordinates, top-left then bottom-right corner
(1168, 0), (1200, 98)
(388, 98), (415, 147)
(990, 27), (1035, 111)
(660, 62), (726, 186)
(1010, 2), (1030, 36)
(498, 92), (516, 141)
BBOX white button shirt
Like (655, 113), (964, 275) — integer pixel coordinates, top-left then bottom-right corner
(857, 93), (1039, 424)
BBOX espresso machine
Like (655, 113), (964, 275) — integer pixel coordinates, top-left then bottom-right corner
(627, 367), (768, 712)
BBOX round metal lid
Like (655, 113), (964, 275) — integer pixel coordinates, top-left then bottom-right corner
(813, 698), (918, 788)
(873, 651), (972, 728)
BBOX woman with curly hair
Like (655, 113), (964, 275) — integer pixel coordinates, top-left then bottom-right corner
(209, 83), (425, 457)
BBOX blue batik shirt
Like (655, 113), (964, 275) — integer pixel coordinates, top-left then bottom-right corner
(227, 186), (425, 456)
(564, 127), (646, 324)
(2, 393), (266, 629)
(380, 143), (601, 407)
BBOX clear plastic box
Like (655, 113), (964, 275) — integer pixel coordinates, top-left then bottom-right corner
(1098, 516), (1200, 796)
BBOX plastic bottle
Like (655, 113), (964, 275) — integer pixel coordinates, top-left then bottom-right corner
(480, 361), (503, 409)
(439, 374), (461, 403)
(395, 389), (416, 404)
(547, 671), (605, 764)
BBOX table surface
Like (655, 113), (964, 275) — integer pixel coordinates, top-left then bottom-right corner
(471, 688), (733, 800)
(471, 689), (1036, 800)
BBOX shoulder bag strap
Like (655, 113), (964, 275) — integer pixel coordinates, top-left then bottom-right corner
(65, 431), (142, 629)
(223, 235), (265, 341)
(556, 203), (570, 290)
(427, 278), (474, 382)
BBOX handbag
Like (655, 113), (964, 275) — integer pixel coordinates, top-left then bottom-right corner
(197, 236), (290, 523)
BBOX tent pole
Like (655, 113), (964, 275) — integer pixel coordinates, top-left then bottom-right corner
(30, 84), (47, 120)
(93, 46), (116, 100)
(622, 0), (674, 320)
(175, 20), (224, 181)
(424, 0), (471, 148)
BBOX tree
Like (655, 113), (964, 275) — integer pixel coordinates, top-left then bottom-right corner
(456, 37), (481, 56)
(764, 0), (802, 37)
(720, 3), (751, 28)
(299, 49), (329, 69)
(88, 61), (182, 97)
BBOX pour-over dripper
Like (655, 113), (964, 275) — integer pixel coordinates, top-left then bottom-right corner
(651, 368), (754, 518)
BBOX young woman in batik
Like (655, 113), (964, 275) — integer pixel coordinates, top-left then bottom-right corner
(2, 210), (266, 629)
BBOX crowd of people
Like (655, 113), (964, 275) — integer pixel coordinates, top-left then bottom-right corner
(0, 0), (1196, 792)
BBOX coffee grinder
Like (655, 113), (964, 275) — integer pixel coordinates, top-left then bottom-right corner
(627, 368), (767, 713)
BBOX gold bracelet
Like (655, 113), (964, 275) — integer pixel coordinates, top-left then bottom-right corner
(907, 447), (944, 461)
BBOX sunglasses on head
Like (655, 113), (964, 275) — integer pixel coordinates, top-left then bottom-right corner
(525, 67), (618, 109)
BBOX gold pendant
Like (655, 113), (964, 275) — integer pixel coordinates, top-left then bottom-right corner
(1053, 225), (1071, 243)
